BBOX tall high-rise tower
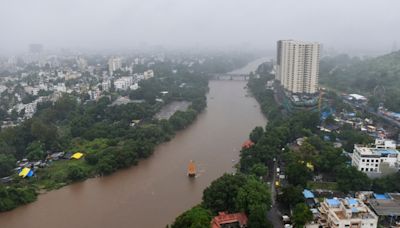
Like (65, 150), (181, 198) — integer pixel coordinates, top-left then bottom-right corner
(276, 40), (320, 94)
(108, 57), (122, 76)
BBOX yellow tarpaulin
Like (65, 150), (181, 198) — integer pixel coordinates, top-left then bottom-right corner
(19, 167), (31, 178)
(306, 162), (314, 171)
(71, 152), (84, 159)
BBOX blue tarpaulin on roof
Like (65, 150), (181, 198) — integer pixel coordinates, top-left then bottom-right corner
(346, 198), (357, 206)
(327, 198), (340, 207)
(303, 189), (315, 199)
(374, 194), (389, 200)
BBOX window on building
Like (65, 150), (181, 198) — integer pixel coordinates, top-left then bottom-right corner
(361, 168), (364, 171)
(362, 159), (365, 162)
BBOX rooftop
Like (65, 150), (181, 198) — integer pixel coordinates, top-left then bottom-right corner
(303, 189), (315, 199)
(355, 145), (399, 157)
(369, 193), (400, 216)
(211, 212), (248, 228)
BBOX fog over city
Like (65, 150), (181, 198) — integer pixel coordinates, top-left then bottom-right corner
(0, 0), (400, 54)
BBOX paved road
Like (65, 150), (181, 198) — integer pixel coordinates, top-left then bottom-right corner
(267, 158), (284, 227)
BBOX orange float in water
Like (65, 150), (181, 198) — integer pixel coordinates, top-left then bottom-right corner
(187, 160), (196, 177)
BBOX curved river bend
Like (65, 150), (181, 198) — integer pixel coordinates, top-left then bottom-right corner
(0, 62), (267, 228)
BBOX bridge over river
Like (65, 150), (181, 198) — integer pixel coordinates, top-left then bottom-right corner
(212, 73), (250, 81)
(213, 56), (272, 81)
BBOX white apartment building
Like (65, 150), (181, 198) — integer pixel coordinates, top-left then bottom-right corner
(108, 57), (122, 76)
(374, 139), (397, 149)
(319, 198), (378, 228)
(114, 76), (133, 90)
(352, 140), (400, 174)
(101, 80), (111, 91)
(276, 40), (320, 94)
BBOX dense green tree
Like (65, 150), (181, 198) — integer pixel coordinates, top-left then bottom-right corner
(247, 204), (272, 228)
(292, 203), (313, 228)
(84, 153), (99, 165)
(67, 164), (87, 181)
(26, 141), (46, 161)
(372, 173), (400, 193)
(277, 186), (304, 209)
(250, 163), (268, 177)
(171, 206), (211, 228)
(336, 166), (371, 193)
(250, 126), (264, 143)
(0, 154), (16, 177)
(0, 186), (37, 212)
(298, 141), (318, 162)
(236, 177), (271, 214)
(286, 162), (312, 187)
(202, 173), (247, 213)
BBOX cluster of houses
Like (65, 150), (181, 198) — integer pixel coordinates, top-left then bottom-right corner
(113, 70), (154, 91)
(319, 108), (400, 178)
(378, 106), (400, 124)
(298, 189), (400, 228)
(0, 51), (212, 129)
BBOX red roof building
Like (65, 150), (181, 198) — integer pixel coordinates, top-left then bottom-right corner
(211, 212), (248, 228)
(242, 140), (254, 149)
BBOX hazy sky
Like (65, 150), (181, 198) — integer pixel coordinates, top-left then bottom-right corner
(0, 0), (399, 54)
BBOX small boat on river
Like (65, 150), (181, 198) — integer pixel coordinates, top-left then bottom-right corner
(187, 160), (196, 177)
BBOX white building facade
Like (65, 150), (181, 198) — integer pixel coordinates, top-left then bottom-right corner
(319, 198), (378, 228)
(276, 40), (320, 94)
(352, 140), (399, 173)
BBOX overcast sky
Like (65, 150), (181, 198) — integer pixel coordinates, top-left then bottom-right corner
(0, 0), (399, 55)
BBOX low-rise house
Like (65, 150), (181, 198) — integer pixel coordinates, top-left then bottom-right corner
(211, 212), (248, 228)
(368, 193), (400, 226)
(318, 198), (378, 228)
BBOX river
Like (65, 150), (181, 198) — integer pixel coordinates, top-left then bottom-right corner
(0, 59), (268, 228)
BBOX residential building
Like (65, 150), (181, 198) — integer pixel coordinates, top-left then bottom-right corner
(114, 76), (133, 90)
(211, 212), (248, 228)
(318, 198), (378, 228)
(276, 40), (320, 94)
(368, 193), (400, 222)
(374, 139), (397, 149)
(351, 141), (400, 174)
(108, 57), (122, 76)
(101, 79), (111, 91)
